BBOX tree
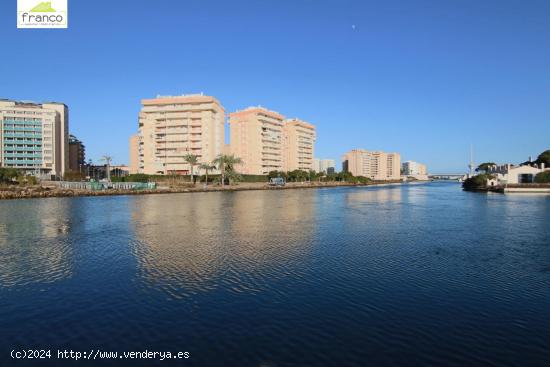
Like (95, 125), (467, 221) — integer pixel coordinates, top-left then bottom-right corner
(184, 154), (199, 184)
(199, 163), (215, 186)
(308, 170), (319, 182)
(225, 170), (243, 185)
(287, 169), (309, 182)
(354, 176), (371, 184)
(534, 171), (550, 183)
(336, 171), (354, 182)
(326, 172), (337, 182)
(536, 150), (550, 167)
(476, 162), (497, 173)
(212, 154), (243, 186)
(462, 173), (495, 191)
(17, 175), (37, 186)
(0, 168), (19, 184)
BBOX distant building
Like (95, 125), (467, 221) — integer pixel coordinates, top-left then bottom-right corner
(321, 159), (335, 173)
(132, 94), (225, 175)
(0, 99), (69, 178)
(313, 158), (320, 172)
(402, 161), (427, 176)
(110, 164), (130, 177)
(129, 134), (139, 174)
(313, 158), (335, 173)
(86, 164), (129, 180)
(342, 149), (401, 180)
(229, 106), (286, 175)
(283, 118), (316, 172)
(68, 134), (86, 173)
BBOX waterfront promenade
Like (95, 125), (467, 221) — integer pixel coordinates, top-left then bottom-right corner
(0, 180), (405, 200)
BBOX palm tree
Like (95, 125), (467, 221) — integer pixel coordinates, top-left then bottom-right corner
(183, 154), (199, 184)
(212, 154), (243, 186)
(199, 163), (215, 186)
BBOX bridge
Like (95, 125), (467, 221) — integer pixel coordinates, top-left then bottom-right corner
(428, 173), (465, 180)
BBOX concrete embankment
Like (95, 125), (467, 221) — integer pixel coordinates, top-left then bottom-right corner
(502, 184), (550, 194)
(464, 183), (550, 194)
(0, 180), (406, 201)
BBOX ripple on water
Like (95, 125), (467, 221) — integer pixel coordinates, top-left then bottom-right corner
(1, 184), (550, 367)
(0, 236), (73, 287)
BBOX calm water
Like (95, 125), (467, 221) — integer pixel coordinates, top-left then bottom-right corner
(1, 182), (550, 366)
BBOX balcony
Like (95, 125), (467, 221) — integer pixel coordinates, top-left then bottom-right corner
(2, 133), (42, 139)
(3, 126), (42, 132)
(3, 153), (42, 158)
(3, 160), (43, 165)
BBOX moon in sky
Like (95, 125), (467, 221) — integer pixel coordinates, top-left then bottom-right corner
(352, 25), (356, 30)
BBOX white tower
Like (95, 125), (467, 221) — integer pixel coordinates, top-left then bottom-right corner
(468, 144), (475, 178)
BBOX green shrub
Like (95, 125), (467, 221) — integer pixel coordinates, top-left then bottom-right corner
(534, 171), (550, 183)
(462, 174), (494, 190)
(0, 168), (19, 184)
(240, 174), (269, 183)
(64, 170), (86, 182)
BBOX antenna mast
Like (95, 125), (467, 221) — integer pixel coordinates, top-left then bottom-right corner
(468, 144), (475, 177)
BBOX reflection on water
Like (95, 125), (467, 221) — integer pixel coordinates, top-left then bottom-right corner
(130, 191), (317, 299)
(345, 184), (403, 204)
(0, 199), (73, 287)
(1, 183), (550, 367)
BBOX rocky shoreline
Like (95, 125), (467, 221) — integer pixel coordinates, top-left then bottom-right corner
(0, 180), (406, 200)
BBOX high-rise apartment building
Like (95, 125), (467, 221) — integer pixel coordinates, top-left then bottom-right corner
(68, 134), (85, 172)
(402, 161), (427, 176)
(132, 94), (225, 175)
(229, 107), (285, 175)
(342, 149), (401, 180)
(0, 99), (69, 177)
(282, 118), (316, 172)
(229, 107), (317, 175)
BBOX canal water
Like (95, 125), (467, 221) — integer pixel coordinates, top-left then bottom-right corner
(1, 182), (549, 366)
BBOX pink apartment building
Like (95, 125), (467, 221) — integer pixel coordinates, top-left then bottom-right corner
(129, 94), (225, 175)
(282, 118), (316, 172)
(229, 107), (316, 175)
(229, 107), (286, 175)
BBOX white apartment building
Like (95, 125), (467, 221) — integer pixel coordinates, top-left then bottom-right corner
(342, 149), (401, 181)
(402, 161), (427, 176)
(0, 99), (69, 178)
(313, 158), (336, 173)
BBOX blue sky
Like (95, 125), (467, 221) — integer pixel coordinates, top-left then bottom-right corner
(1, 0), (549, 172)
